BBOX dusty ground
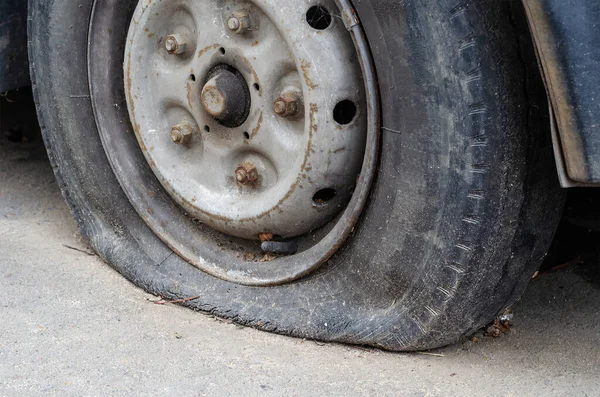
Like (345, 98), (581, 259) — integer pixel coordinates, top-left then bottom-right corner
(0, 92), (599, 396)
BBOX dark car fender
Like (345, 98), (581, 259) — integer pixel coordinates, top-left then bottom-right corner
(523, 0), (600, 186)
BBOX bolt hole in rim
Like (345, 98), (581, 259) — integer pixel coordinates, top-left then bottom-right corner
(306, 6), (333, 30)
(333, 100), (358, 125)
(313, 188), (337, 207)
(89, 0), (380, 285)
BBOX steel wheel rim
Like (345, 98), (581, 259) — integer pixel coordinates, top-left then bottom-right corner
(88, 0), (380, 286)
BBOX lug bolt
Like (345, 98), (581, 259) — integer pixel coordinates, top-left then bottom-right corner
(165, 34), (187, 55)
(170, 122), (194, 145)
(274, 100), (288, 115)
(274, 89), (302, 118)
(235, 162), (259, 185)
(201, 76), (227, 119)
(227, 17), (241, 31)
(227, 11), (251, 34)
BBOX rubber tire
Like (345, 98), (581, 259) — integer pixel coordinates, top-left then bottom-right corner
(28, 0), (564, 350)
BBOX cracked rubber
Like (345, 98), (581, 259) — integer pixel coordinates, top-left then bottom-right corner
(28, 0), (565, 350)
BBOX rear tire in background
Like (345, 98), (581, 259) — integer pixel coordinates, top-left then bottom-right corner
(28, 0), (565, 350)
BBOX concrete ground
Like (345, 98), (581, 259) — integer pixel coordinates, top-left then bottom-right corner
(1, 96), (599, 396)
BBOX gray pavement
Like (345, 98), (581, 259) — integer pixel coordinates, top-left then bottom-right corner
(1, 137), (599, 396)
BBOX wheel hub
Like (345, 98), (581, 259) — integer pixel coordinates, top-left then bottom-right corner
(124, 0), (368, 241)
(201, 65), (251, 128)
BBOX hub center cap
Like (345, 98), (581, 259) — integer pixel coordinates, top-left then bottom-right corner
(201, 65), (251, 128)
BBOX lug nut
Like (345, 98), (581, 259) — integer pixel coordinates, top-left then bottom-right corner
(235, 162), (259, 185)
(165, 34), (187, 55)
(170, 122), (194, 145)
(274, 89), (302, 118)
(227, 11), (251, 34)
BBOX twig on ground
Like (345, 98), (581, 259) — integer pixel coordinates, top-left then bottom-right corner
(532, 257), (581, 280)
(415, 352), (445, 357)
(154, 296), (201, 305)
(62, 244), (95, 256)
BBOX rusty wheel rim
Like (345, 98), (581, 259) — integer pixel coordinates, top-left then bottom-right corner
(88, 0), (380, 285)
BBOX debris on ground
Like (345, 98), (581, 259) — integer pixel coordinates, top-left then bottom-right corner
(62, 244), (96, 256)
(153, 295), (200, 305)
(260, 253), (278, 262)
(498, 313), (513, 323)
(259, 232), (274, 242)
(532, 257), (582, 280)
(485, 317), (512, 338)
(415, 351), (445, 357)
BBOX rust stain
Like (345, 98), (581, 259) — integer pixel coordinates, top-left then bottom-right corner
(242, 57), (262, 96)
(186, 81), (193, 109)
(197, 43), (220, 58)
(309, 103), (318, 136)
(125, 56), (134, 122)
(260, 253), (278, 262)
(251, 41), (259, 47)
(250, 111), (263, 139)
(300, 59), (318, 90)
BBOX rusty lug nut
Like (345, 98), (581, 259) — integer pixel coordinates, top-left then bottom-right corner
(170, 123), (194, 145)
(227, 11), (251, 34)
(273, 91), (301, 118)
(165, 34), (187, 55)
(235, 162), (259, 185)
